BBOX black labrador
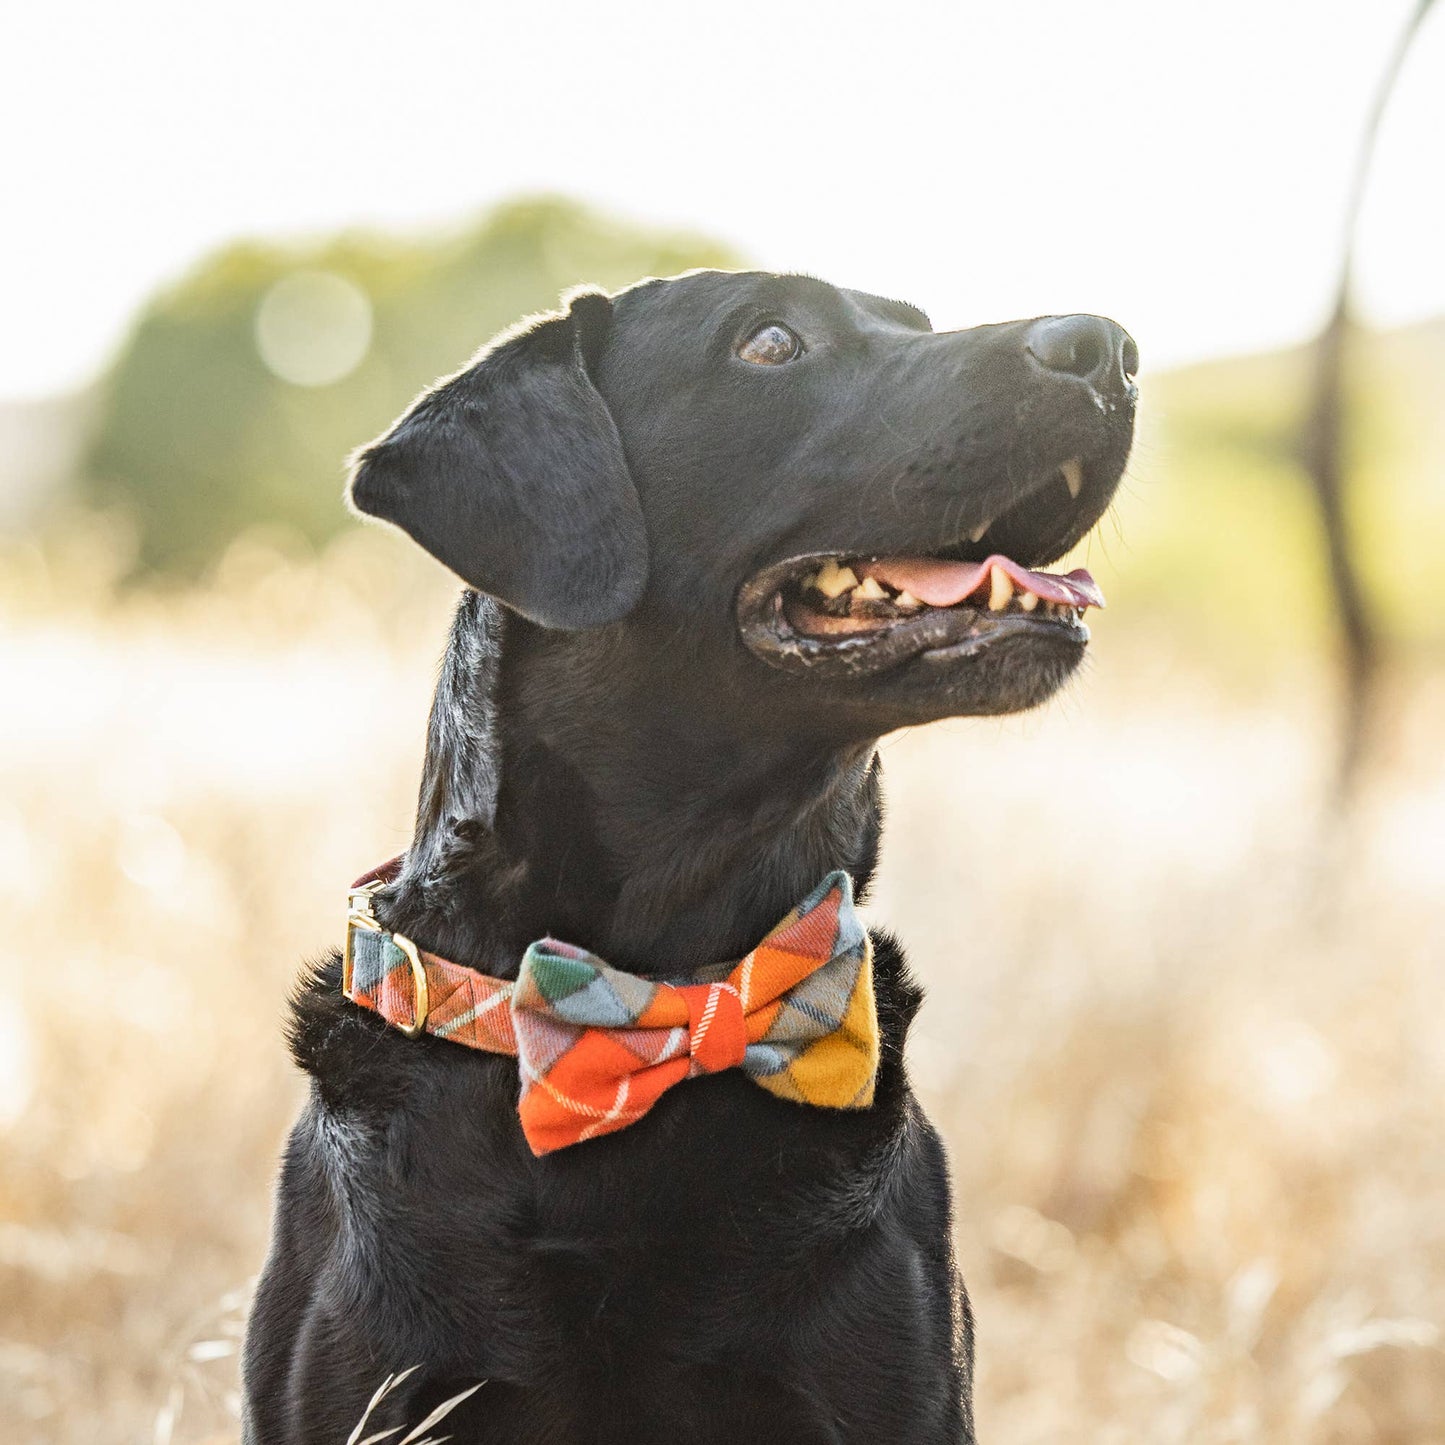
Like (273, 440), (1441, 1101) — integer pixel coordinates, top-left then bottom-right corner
(242, 271), (1137, 1444)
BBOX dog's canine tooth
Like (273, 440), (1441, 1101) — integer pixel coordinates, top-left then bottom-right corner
(1060, 457), (1084, 500)
(988, 566), (1013, 611)
(968, 521), (991, 543)
(895, 589), (922, 610)
(1018, 591), (1039, 612)
(814, 561), (860, 599)
(855, 576), (888, 601)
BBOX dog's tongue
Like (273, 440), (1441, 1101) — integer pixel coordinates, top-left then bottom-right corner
(859, 555), (1105, 609)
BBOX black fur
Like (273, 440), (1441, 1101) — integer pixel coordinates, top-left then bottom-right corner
(243, 271), (1136, 1443)
(350, 293), (646, 632)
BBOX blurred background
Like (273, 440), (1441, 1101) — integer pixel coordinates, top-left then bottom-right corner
(3, 1), (1443, 1440)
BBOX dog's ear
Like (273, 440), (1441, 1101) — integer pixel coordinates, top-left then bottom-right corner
(347, 290), (646, 630)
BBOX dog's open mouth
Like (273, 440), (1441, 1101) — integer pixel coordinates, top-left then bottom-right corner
(787, 554), (1101, 634)
(735, 444), (1130, 682)
(737, 551), (1102, 676)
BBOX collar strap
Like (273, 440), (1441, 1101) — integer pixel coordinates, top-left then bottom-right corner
(341, 868), (879, 1155)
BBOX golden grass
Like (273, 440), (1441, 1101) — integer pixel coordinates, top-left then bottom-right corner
(3, 537), (1442, 1443)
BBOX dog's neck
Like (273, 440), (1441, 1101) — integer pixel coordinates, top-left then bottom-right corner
(381, 593), (882, 977)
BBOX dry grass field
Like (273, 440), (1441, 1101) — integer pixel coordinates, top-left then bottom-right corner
(3, 530), (1443, 1443)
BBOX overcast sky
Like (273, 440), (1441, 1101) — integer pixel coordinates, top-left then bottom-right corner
(3, 0), (1442, 401)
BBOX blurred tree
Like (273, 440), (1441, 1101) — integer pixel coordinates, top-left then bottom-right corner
(80, 198), (738, 578)
(1302, 0), (1436, 794)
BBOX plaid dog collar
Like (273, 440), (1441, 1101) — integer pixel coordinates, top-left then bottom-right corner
(342, 865), (879, 1155)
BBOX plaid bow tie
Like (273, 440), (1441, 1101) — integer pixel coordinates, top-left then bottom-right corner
(343, 870), (879, 1155)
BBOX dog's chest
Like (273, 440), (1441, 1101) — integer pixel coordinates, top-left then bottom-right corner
(318, 1054), (903, 1369)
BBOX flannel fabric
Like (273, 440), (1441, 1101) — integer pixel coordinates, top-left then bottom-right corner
(344, 871), (879, 1155)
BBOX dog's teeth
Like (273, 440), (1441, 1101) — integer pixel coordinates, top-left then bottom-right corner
(855, 576), (888, 601)
(814, 561), (860, 599)
(1060, 458), (1084, 500)
(1018, 591), (1039, 612)
(988, 566), (1013, 611)
(895, 589), (922, 610)
(968, 521), (991, 543)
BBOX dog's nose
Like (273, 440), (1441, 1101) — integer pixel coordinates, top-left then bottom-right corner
(1026, 315), (1138, 400)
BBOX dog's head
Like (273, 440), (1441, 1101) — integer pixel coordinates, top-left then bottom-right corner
(350, 271), (1136, 736)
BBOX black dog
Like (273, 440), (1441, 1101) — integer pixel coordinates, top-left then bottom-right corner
(242, 271), (1136, 1444)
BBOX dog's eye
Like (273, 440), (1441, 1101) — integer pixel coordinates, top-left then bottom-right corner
(737, 322), (803, 366)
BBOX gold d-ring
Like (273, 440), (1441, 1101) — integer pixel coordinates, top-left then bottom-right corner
(390, 931), (430, 1039)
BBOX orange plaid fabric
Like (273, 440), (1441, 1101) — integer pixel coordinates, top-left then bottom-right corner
(343, 871), (878, 1156)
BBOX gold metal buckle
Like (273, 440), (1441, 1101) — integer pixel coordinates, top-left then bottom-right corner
(342, 881), (385, 999)
(343, 882), (430, 1039)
